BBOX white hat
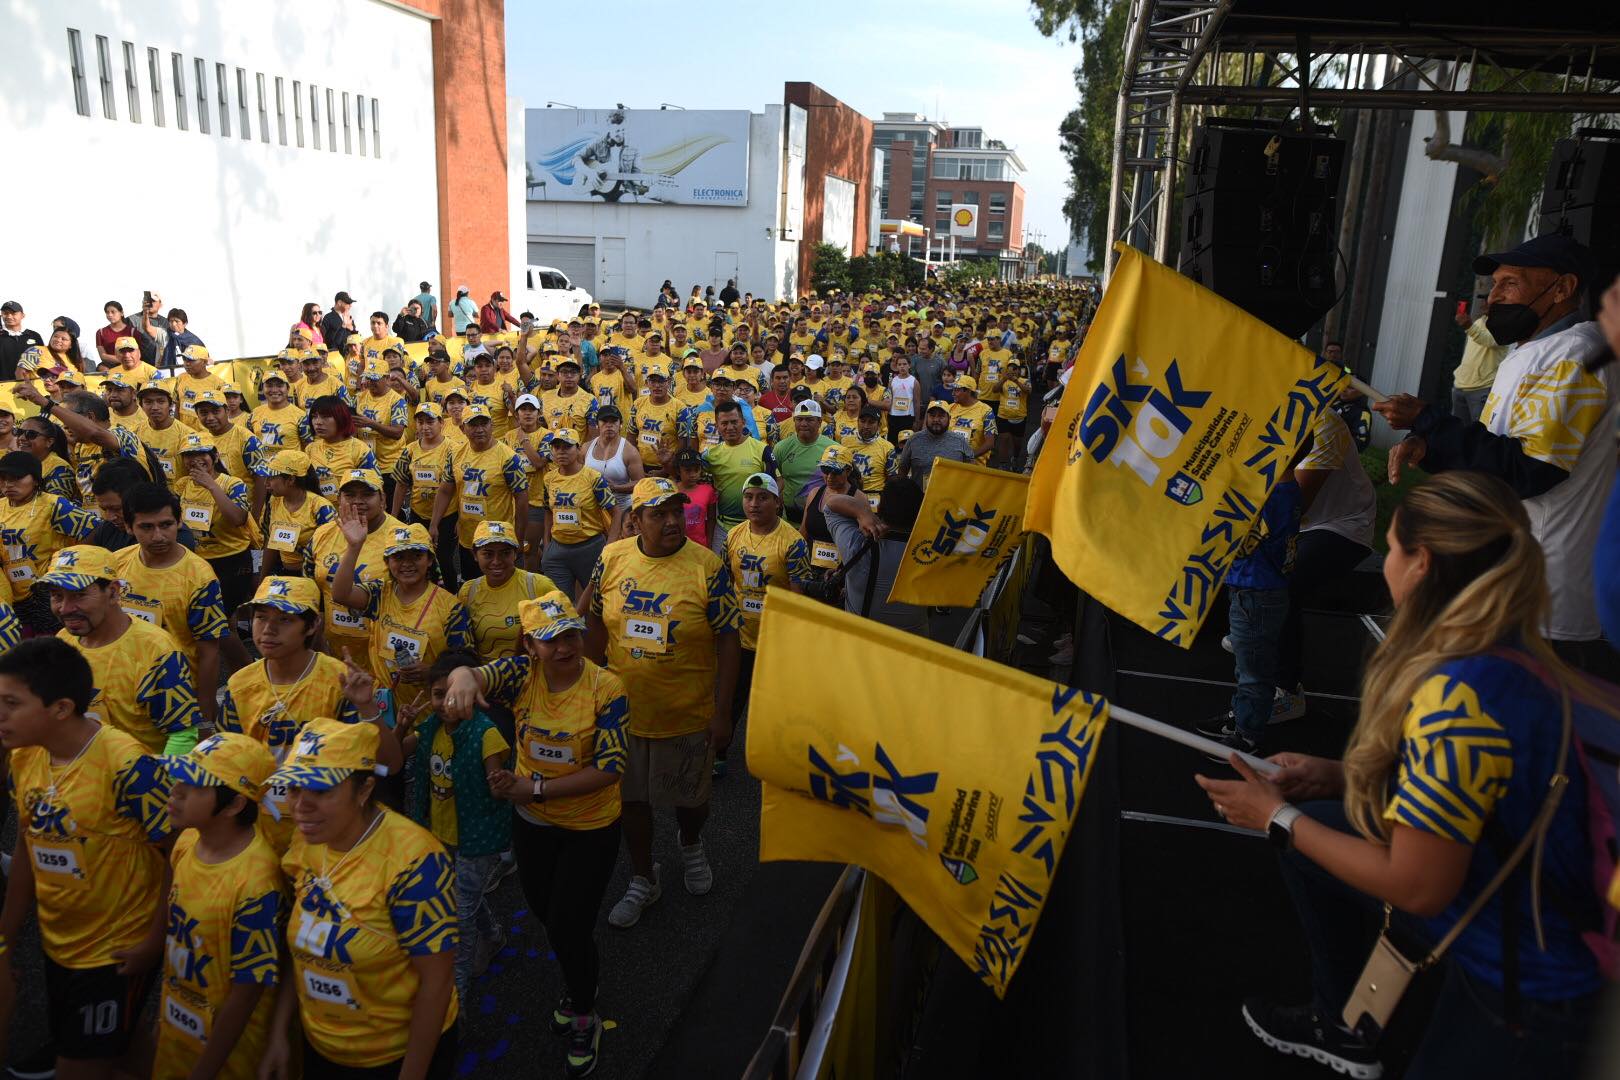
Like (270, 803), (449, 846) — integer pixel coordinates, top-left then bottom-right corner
(457, 284), (470, 295)
(743, 472), (781, 499)
(514, 393), (541, 410)
(792, 400), (823, 419)
(806, 355), (825, 371)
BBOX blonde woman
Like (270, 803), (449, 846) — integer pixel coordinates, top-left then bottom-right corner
(1198, 473), (1606, 1079)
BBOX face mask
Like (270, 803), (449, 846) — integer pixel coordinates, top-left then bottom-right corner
(1484, 277), (1562, 346)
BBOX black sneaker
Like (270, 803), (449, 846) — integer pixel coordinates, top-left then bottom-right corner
(1196, 710), (1238, 741)
(1241, 999), (1383, 1079)
(6, 1046), (57, 1080)
(551, 994), (581, 1037)
(565, 1012), (602, 1077)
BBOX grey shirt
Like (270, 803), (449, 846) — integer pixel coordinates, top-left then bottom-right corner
(909, 351), (946, 397)
(896, 427), (974, 488)
(824, 506), (929, 636)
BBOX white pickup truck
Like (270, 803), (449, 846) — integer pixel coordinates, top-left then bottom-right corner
(520, 265), (594, 323)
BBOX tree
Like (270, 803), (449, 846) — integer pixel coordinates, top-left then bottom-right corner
(810, 243), (851, 295)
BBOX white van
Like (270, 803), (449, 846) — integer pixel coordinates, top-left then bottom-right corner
(520, 265), (594, 324)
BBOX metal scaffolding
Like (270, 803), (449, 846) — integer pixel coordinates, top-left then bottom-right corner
(1102, 3), (1620, 284)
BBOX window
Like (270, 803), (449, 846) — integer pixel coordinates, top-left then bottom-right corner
(170, 53), (188, 130)
(989, 192), (1006, 214)
(935, 217), (950, 232)
(236, 69), (250, 139)
(147, 48), (165, 126)
(95, 36), (115, 119)
(193, 58), (209, 134)
(309, 84), (321, 149)
(935, 190), (953, 211)
(275, 78), (287, 145)
(66, 30), (89, 116)
(987, 161), (1004, 181)
(122, 42), (141, 122)
(325, 88), (336, 151)
(988, 222), (1005, 241)
(255, 73), (269, 142)
(216, 63), (230, 136)
(356, 93), (366, 155)
(964, 191), (980, 206)
(341, 91), (351, 153)
(371, 98), (380, 157)
(292, 80), (304, 147)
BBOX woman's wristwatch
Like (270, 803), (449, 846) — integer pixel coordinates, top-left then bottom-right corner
(531, 776), (547, 802)
(1268, 804), (1303, 850)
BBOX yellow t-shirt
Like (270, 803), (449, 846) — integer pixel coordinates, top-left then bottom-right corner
(850, 437), (896, 495)
(541, 389), (598, 439)
(628, 397), (685, 466)
(141, 419), (194, 482)
(456, 569), (561, 661)
(283, 811), (459, 1068)
(351, 580), (471, 687)
(465, 379), (513, 440)
(110, 407), (151, 441)
(541, 466), (616, 545)
(587, 536), (742, 738)
(817, 375), (855, 409)
(633, 353), (676, 394)
(266, 492), (336, 566)
(427, 723), (510, 846)
(590, 368), (630, 412)
(175, 372), (227, 427)
(307, 515), (405, 659)
(207, 423), (262, 487)
(674, 386), (710, 411)
(173, 474), (254, 559)
(355, 389), (409, 474)
(358, 334), (405, 372)
(113, 547), (229, 672)
(59, 617), (199, 752)
(998, 378), (1030, 422)
(219, 653), (357, 851)
(478, 657), (628, 830)
(420, 377), (470, 410)
(154, 830), (286, 1080)
(113, 360), (159, 388)
(249, 401), (307, 453)
(977, 347), (1013, 402)
(307, 437), (377, 500)
(0, 492), (101, 588)
(947, 401), (997, 452)
(447, 440), (529, 549)
(393, 439), (457, 521)
(723, 520), (811, 650)
(12, 725), (171, 968)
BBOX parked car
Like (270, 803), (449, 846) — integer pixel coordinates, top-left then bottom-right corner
(521, 265), (594, 323)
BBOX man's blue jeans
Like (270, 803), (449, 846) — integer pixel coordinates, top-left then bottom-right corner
(1229, 586), (1289, 740)
(452, 849), (501, 1005)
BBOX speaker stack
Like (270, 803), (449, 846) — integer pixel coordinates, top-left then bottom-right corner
(1179, 119), (1346, 339)
(1539, 134), (1620, 299)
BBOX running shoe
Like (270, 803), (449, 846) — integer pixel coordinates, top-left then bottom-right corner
(1241, 999), (1383, 1079)
(483, 848), (517, 895)
(681, 840), (714, 896)
(473, 925), (506, 977)
(1271, 685), (1308, 724)
(608, 866), (661, 928)
(1195, 712), (1258, 757)
(551, 994), (582, 1036)
(1221, 634), (1234, 654)
(565, 1012), (602, 1077)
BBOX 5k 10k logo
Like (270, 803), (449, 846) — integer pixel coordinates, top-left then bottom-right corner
(1074, 355), (1211, 487)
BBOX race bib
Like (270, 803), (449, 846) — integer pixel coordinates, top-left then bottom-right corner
(7, 562), (34, 584)
(413, 468), (437, 484)
(330, 606), (365, 631)
(811, 541), (840, 569)
(460, 499), (485, 517)
(122, 595), (162, 623)
(554, 509), (579, 527)
(32, 844), (85, 881)
(183, 504), (213, 531)
(742, 595), (765, 616)
(639, 431), (660, 448)
(527, 739), (576, 766)
(269, 524), (299, 552)
(893, 396), (911, 413)
(163, 995), (207, 1042)
(160, 457), (176, 477)
(262, 778), (289, 819)
(386, 629), (424, 668)
(318, 481), (337, 498)
(302, 969), (358, 1010)
(623, 614), (670, 654)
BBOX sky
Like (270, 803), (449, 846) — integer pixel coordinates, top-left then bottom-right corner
(504, 0), (1083, 251)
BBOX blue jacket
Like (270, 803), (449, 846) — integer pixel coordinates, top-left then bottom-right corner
(1226, 480), (1300, 591)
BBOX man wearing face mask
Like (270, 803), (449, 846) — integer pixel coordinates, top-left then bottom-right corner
(1375, 234), (1617, 655)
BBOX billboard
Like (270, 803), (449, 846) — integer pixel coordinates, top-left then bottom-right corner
(526, 108), (750, 206)
(950, 204), (980, 237)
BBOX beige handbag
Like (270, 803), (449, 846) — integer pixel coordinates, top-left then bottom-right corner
(1342, 689), (1572, 1038)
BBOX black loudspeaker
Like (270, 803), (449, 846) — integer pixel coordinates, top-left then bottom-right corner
(1539, 136), (1620, 298)
(1178, 120), (1346, 339)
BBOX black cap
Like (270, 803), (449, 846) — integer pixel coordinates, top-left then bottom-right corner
(674, 449), (703, 469)
(0, 301), (21, 314)
(597, 405), (622, 422)
(334, 291), (355, 304)
(1474, 233), (1591, 284)
(0, 451), (41, 482)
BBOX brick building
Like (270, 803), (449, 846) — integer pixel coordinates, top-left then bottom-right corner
(874, 113), (1027, 278)
(784, 82), (876, 292)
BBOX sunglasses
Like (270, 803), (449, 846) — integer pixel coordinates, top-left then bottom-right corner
(18, 429), (48, 440)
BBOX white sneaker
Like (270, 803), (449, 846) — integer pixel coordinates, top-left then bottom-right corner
(608, 865), (661, 928)
(1270, 685), (1307, 725)
(681, 840), (714, 895)
(1221, 635), (1234, 654)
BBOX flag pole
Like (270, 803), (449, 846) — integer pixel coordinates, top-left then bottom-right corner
(1106, 703), (1282, 778)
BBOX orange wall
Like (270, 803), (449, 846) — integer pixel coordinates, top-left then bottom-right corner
(784, 82), (876, 293)
(401, 0), (510, 331)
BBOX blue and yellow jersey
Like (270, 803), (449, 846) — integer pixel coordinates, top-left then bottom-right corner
(589, 367), (631, 412)
(267, 492), (335, 565)
(448, 441), (528, 549)
(479, 656), (628, 830)
(722, 520), (811, 651)
(588, 536), (742, 738)
(305, 515), (405, 664)
(210, 423), (269, 486)
(174, 372), (227, 427)
(40, 452), (79, 505)
(827, 414), (863, 447)
(455, 569), (560, 661)
(540, 389), (600, 440)
(541, 466), (616, 545)
(283, 811), (459, 1068)
(464, 379), (513, 440)
(355, 388), (410, 474)
(0, 493), (100, 588)
(946, 401), (997, 451)
(248, 401), (308, 453)
(1386, 654), (1604, 999)
(306, 437), (376, 500)
(628, 397), (685, 464)
(113, 547), (229, 671)
(154, 830), (286, 1079)
(71, 423), (148, 500)
(12, 726), (171, 967)
(174, 474), (254, 560)
(393, 440), (457, 521)
(351, 579), (472, 686)
(60, 616), (199, 753)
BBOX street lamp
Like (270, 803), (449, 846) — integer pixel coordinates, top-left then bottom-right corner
(545, 101), (578, 109)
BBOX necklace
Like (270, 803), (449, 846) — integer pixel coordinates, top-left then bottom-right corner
(262, 650), (319, 738)
(315, 805), (385, 893)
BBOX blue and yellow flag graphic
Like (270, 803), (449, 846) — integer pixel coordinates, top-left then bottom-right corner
(749, 588), (1108, 997)
(887, 458), (1028, 607)
(1025, 244), (1346, 647)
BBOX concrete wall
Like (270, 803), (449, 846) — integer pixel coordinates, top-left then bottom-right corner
(3, 0), (444, 356)
(526, 106), (799, 305)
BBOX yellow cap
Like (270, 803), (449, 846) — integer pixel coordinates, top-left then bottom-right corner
(244, 575), (322, 615)
(819, 443), (853, 471)
(954, 375), (978, 393)
(630, 475), (687, 513)
(472, 520), (521, 549)
(179, 431), (217, 455)
(519, 590), (587, 641)
(34, 545), (121, 591)
(414, 401), (443, 420)
(382, 522), (434, 558)
(463, 403), (492, 421)
(114, 336), (138, 351)
(267, 448), (312, 476)
(267, 718), (381, 791)
(167, 732), (278, 801)
(337, 468), (384, 492)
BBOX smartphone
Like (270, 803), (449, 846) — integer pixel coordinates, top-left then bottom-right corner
(1456, 300), (1468, 319)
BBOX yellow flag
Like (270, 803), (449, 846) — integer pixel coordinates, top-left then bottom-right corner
(887, 458), (1028, 606)
(1026, 243), (1346, 647)
(749, 588), (1109, 998)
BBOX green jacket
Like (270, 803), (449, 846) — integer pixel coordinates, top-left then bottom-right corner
(410, 710), (511, 857)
